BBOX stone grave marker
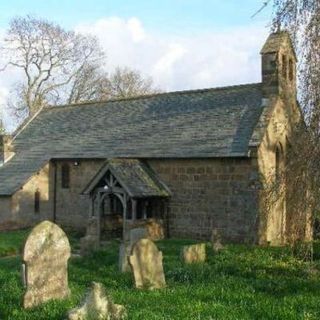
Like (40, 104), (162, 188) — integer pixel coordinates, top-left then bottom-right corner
(68, 282), (126, 320)
(129, 239), (166, 289)
(181, 243), (206, 264)
(119, 242), (132, 273)
(129, 227), (148, 245)
(145, 219), (165, 241)
(22, 220), (71, 308)
(211, 228), (224, 252)
(80, 217), (100, 256)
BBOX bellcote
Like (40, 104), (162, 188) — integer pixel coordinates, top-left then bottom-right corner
(261, 31), (297, 100)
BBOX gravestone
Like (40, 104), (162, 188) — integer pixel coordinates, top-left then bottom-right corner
(145, 219), (165, 241)
(119, 242), (132, 273)
(181, 243), (206, 264)
(211, 229), (224, 252)
(129, 227), (148, 245)
(129, 239), (166, 289)
(68, 282), (126, 320)
(22, 220), (71, 308)
(80, 217), (99, 256)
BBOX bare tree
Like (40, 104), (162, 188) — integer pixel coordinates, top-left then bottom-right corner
(104, 67), (158, 100)
(1, 16), (160, 121)
(1, 16), (105, 117)
(67, 65), (158, 104)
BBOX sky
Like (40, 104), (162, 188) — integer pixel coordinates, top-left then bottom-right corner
(0, 0), (274, 130)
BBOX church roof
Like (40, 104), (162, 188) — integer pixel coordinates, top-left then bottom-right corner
(82, 159), (171, 198)
(0, 82), (266, 195)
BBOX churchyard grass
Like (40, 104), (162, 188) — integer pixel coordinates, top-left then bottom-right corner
(0, 229), (29, 257)
(0, 231), (320, 319)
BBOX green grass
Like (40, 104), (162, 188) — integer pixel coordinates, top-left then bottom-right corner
(0, 229), (29, 257)
(0, 232), (320, 319)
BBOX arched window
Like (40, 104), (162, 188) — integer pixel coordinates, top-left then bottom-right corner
(289, 58), (294, 81)
(282, 55), (287, 79)
(61, 163), (70, 189)
(34, 190), (40, 214)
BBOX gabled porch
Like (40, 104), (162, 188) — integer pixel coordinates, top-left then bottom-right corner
(82, 159), (171, 241)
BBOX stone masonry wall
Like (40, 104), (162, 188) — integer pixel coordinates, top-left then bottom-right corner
(0, 163), (52, 231)
(55, 159), (105, 230)
(148, 158), (260, 243)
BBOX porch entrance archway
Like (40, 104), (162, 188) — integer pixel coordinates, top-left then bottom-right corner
(82, 159), (171, 241)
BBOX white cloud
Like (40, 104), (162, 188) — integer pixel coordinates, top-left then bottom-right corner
(76, 17), (269, 91)
(1, 17), (270, 131)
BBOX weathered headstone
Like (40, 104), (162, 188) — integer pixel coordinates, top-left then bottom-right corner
(181, 243), (206, 264)
(80, 217), (99, 256)
(118, 242), (132, 273)
(211, 229), (224, 252)
(129, 227), (148, 245)
(22, 220), (71, 308)
(129, 239), (166, 289)
(145, 219), (165, 241)
(68, 282), (126, 320)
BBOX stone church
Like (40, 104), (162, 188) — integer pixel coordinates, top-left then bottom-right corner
(0, 32), (312, 245)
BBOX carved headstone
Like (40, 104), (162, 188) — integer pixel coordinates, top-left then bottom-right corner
(129, 239), (166, 289)
(68, 282), (126, 320)
(211, 229), (224, 252)
(22, 220), (71, 308)
(181, 243), (206, 264)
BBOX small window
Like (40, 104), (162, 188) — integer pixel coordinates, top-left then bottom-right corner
(289, 58), (294, 81)
(34, 190), (40, 214)
(282, 55), (287, 79)
(275, 144), (283, 185)
(61, 163), (70, 189)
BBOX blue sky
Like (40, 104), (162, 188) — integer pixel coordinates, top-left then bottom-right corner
(0, 0), (273, 33)
(0, 1), (274, 130)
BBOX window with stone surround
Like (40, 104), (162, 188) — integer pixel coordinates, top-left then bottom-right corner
(61, 163), (70, 189)
(275, 143), (283, 185)
(34, 190), (40, 214)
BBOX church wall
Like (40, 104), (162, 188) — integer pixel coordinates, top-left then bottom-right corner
(0, 163), (52, 231)
(148, 158), (260, 243)
(54, 159), (105, 230)
(257, 98), (312, 245)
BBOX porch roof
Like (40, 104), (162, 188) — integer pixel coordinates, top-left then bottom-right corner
(82, 159), (171, 198)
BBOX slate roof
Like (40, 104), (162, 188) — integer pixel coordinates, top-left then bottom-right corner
(83, 159), (171, 198)
(0, 82), (266, 195)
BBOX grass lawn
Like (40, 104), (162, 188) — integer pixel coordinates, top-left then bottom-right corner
(0, 229), (30, 257)
(0, 231), (320, 320)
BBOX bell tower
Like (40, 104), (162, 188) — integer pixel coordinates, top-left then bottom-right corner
(260, 31), (297, 100)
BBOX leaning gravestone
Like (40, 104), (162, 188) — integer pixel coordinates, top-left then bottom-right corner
(181, 243), (206, 264)
(68, 282), (126, 320)
(22, 220), (71, 308)
(129, 239), (166, 289)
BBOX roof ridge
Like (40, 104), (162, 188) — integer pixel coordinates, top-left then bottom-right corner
(43, 82), (262, 111)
